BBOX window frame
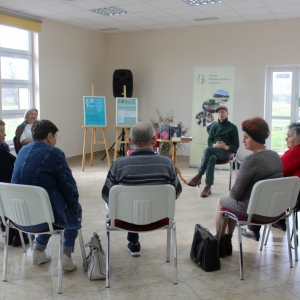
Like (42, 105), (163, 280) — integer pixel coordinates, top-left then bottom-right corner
(0, 25), (34, 143)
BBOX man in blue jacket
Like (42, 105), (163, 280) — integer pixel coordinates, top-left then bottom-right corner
(12, 120), (81, 272)
(187, 106), (239, 197)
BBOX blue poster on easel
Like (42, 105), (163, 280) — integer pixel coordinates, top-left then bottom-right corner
(83, 96), (106, 126)
(116, 97), (138, 126)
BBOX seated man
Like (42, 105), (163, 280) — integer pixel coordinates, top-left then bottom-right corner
(102, 122), (182, 256)
(12, 120), (81, 271)
(187, 106), (239, 197)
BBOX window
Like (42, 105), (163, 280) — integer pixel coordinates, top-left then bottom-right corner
(265, 67), (300, 154)
(0, 25), (33, 142)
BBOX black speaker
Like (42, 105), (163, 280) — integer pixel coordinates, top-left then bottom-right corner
(113, 69), (133, 98)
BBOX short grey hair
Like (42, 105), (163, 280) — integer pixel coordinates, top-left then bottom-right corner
(129, 122), (155, 147)
(288, 122), (300, 141)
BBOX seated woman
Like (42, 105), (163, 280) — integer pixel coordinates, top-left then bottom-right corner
(0, 120), (33, 246)
(215, 117), (283, 258)
(12, 120), (81, 271)
(14, 108), (38, 153)
(243, 122), (300, 240)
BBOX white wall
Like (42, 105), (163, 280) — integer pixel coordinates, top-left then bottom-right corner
(39, 19), (107, 157)
(38, 18), (300, 159)
(104, 18), (300, 159)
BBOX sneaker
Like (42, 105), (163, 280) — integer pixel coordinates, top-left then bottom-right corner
(62, 254), (77, 271)
(272, 219), (286, 231)
(127, 242), (141, 257)
(187, 175), (202, 187)
(32, 249), (51, 265)
(241, 228), (260, 241)
(200, 186), (211, 197)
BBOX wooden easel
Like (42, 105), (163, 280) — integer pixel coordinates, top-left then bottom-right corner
(82, 84), (111, 171)
(114, 85), (131, 161)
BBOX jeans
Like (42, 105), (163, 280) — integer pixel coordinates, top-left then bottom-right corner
(198, 147), (230, 186)
(127, 232), (139, 243)
(17, 203), (82, 253)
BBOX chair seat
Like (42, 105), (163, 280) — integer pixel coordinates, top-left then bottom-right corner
(114, 218), (169, 232)
(220, 208), (285, 224)
(216, 158), (231, 164)
(11, 221), (64, 233)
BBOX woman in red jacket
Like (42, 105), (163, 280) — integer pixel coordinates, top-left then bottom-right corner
(243, 122), (300, 240)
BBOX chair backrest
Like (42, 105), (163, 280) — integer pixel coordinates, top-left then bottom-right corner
(0, 183), (55, 230)
(246, 177), (300, 220)
(13, 136), (21, 154)
(108, 184), (176, 227)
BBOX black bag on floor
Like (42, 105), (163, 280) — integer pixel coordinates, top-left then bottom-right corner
(190, 224), (220, 272)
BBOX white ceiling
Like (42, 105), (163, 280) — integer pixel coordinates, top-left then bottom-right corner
(1, 0), (300, 34)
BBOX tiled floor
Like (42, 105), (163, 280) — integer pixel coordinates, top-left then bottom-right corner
(0, 153), (299, 299)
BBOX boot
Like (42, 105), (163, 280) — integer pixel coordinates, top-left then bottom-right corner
(200, 186), (211, 197)
(219, 236), (226, 258)
(225, 234), (233, 256)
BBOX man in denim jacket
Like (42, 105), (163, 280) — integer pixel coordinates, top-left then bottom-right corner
(12, 120), (81, 271)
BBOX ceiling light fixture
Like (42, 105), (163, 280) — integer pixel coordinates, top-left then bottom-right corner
(90, 6), (130, 16)
(183, 0), (222, 5)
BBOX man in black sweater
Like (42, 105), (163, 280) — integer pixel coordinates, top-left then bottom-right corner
(187, 106), (239, 197)
(102, 122), (182, 256)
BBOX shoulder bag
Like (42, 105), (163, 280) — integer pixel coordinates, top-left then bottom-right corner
(190, 224), (220, 272)
(85, 232), (106, 280)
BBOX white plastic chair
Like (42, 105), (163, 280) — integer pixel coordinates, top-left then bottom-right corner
(218, 177), (300, 280)
(263, 192), (300, 261)
(0, 183), (87, 294)
(105, 184), (177, 288)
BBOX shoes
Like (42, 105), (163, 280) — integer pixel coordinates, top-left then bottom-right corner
(12, 233), (35, 247)
(241, 228), (260, 241)
(272, 219), (286, 231)
(200, 186), (211, 197)
(127, 242), (141, 257)
(187, 175), (201, 187)
(32, 249), (51, 265)
(62, 254), (77, 271)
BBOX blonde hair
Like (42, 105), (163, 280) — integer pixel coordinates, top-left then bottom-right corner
(24, 108), (38, 121)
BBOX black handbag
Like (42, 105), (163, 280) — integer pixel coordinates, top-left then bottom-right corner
(190, 224), (220, 272)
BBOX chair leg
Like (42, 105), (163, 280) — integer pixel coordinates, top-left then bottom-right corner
(19, 231), (27, 253)
(260, 225), (268, 250)
(292, 211), (298, 261)
(237, 224), (244, 280)
(229, 158), (234, 191)
(286, 217), (293, 268)
(106, 218), (110, 288)
(172, 218), (178, 284)
(29, 234), (34, 250)
(57, 230), (64, 294)
(2, 226), (9, 282)
(78, 229), (87, 270)
(166, 227), (171, 262)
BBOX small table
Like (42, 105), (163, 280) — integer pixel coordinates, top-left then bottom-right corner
(157, 137), (193, 184)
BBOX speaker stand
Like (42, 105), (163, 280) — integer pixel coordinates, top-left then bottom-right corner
(101, 130), (125, 161)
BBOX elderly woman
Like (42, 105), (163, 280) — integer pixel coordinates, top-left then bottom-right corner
(215, 117), (283, 258)
(243, 122), (300, 240)
(12, 120), (81, 271)
(14, 108), (38, 153)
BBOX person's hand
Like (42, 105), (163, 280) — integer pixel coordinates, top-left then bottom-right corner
(213, 141), (229, 150)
